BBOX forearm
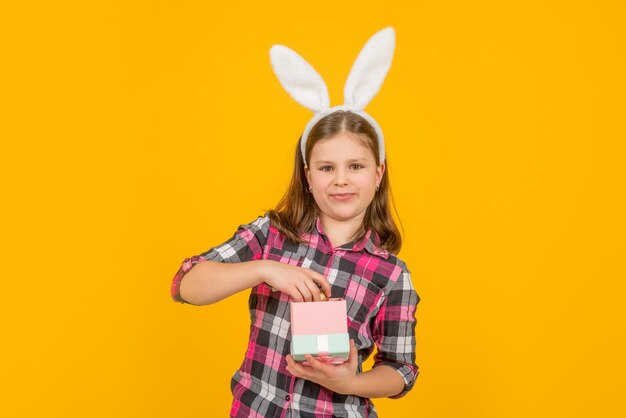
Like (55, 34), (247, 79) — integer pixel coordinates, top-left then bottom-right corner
(348, 365), (405, 398)
(179, 260), (265, 306)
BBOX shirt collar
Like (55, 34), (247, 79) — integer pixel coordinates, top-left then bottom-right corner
(315, 217), (389, 259)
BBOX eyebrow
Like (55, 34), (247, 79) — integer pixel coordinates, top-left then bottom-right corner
(314, 158), (367, 165)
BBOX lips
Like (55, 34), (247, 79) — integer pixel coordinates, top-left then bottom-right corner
(330, 193), (356, 201)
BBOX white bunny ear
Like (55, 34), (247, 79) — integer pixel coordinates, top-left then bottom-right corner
(269, 44), (330, 113)
(343, 27), (396, 111)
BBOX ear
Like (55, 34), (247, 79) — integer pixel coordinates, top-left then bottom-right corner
(343, 27), (396, 111)
(376, 162), (385, 185)
(304, 165), (311, 186)
(269, 45), (331, 113)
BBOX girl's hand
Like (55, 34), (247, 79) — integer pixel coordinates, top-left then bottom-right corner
(259, 260), (331, 302)
(285, 339), (359, 395)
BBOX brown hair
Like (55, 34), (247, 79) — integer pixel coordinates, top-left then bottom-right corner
(267, 111), (403, 254)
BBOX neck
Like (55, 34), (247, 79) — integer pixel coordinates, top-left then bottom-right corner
(319, 212), (366, 249)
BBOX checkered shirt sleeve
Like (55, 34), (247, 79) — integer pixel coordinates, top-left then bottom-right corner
(372, 263), (421, 398)
(170, 214), (270, 304)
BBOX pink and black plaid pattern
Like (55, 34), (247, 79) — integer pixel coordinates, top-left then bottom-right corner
(171, 214), (420, 417)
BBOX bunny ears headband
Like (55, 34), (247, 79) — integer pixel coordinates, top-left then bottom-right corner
(269, 27), (396, 167)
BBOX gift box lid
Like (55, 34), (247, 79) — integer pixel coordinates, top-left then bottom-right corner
(290, 298), (348, 335)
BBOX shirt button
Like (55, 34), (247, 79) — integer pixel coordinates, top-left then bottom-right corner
(285, 394), (291, 401)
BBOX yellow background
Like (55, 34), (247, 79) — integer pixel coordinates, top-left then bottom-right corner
(1, 1), (624, 417)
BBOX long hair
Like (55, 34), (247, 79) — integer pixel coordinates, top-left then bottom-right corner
(267, 111), (403, 254)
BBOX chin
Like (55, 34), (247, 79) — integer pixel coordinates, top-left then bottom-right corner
(326, 208), (364, 221)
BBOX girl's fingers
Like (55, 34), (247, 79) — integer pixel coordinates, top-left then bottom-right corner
(310, 272), (332, 298)
(289, 285), (304, 302)
(304, 354), (333, 377)
(303, 278), (322, 301)
(287, 357), (308, 377)
(285, 355), (300, 376)
(294, 281), (313, 302)
(303, 354), (321, 369)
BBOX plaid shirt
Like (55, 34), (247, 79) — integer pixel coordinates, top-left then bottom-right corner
(171, 214), (420, 418)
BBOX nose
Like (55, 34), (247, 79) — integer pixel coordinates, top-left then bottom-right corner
(333, 167), (348, 186)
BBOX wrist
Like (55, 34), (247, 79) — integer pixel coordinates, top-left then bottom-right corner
(337, 373), (361, 396)
(251, 259), (271, 287)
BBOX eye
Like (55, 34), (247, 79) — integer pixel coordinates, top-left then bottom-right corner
(350, 164), (364, 170)
(319, 166), (333, 172)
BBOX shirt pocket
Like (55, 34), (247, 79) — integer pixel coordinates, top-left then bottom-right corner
(343, 273), (384, 325)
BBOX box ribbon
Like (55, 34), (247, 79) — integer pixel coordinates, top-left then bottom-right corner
(317, 334), (329, 353)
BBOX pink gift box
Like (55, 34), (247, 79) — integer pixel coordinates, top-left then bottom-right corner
(290, 298), (350, 365)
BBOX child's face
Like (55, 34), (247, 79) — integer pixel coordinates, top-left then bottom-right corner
(305, 131), (385, 225)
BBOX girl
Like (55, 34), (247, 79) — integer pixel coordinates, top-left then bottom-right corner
(171, 28), (420, 417)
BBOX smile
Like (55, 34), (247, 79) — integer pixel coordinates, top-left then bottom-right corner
(330, 193), (356, 201)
